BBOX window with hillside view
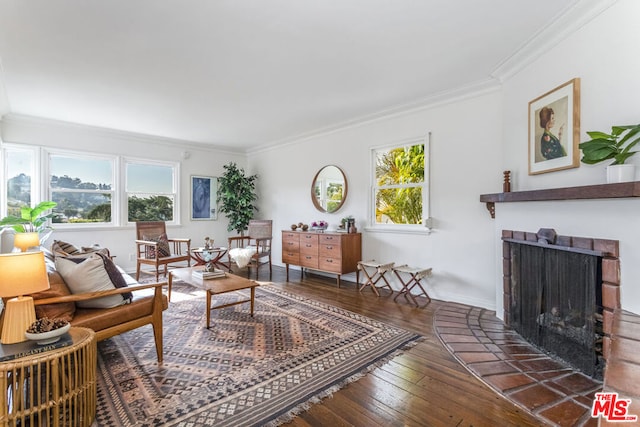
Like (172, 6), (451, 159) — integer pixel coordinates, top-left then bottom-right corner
(126, 161), (176, 222)
(372, 139), (428, 227)
(49, 154), (115, 224)
(2, 145), (180, 227)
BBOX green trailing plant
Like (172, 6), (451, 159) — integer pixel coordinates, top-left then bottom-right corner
(579, 124), (640, 165)
(0, 201), (58, 233)
(217, 163), (258, 234)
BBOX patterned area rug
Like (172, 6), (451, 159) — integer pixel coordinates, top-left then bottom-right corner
(94, 282), (421, 426)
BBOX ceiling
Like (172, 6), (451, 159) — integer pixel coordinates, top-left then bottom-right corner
(0, 0), (586, 151)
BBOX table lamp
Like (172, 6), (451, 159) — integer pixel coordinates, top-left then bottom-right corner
(13, 232), (40, 252)
(0, 251), (50, 344)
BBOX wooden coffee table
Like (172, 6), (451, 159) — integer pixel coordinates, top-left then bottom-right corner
(168, 267), (259, 328)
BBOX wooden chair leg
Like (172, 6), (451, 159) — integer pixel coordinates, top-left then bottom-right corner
(136, 262), (141, 281)
(151, 287), (164, 363)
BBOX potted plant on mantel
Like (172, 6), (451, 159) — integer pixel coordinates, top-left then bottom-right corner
(579, 124), (640, 183)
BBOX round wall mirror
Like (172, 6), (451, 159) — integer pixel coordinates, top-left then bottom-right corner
(311, 165), (348, 213)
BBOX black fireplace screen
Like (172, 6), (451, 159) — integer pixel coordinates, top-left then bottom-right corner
(509, 242), (603, 378)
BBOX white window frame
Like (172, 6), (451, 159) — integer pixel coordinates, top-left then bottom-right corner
(124, 157), (180, 225)
(2, 143), (183, 229)
(368, 134), (431, 234)
(46, 149), (118, 228)
(0, 143), (41, 219)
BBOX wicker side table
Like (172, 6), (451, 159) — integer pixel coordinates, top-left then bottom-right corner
(0, 327), (97, 426)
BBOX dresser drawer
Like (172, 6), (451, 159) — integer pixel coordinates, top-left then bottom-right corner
(282, 231), (299, 242)
(282, 239), (300, 252)
(319, 234), (342, 246)
(300, 254), (318, 269)
(319, 257), (341, 273)
(300, 233), (318, 243)
(319, 244), (341, 258)
(282, 252), (299, 264)
(300, 238), (318, 255)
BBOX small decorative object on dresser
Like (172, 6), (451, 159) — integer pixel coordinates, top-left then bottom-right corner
(311, 220), (328, 231)
(282, 230), (361, 287)
(340, 215), (355, 232)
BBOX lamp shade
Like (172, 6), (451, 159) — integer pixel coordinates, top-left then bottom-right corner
(13, 232), (40, 252)
(0, 251), (50, 297)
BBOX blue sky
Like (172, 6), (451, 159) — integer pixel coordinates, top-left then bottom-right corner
(49, 156), (173, 193)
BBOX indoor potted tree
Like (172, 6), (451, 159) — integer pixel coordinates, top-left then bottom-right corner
(579, 124), (640, 183)
(217, 163), (258, 234)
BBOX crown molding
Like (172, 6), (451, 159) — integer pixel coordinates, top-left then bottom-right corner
(249, 77), (502, 156)
(491, 0), (619, 82)
(0, 113), (244, 155)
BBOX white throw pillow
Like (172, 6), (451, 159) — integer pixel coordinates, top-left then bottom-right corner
(55, 254), (127, 309)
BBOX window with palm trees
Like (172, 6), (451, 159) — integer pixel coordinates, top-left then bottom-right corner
(373, 139), (428, 227)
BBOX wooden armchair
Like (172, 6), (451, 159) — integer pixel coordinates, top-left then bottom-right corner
(228, 219), (272, 280)
(135, 221), (191, 281)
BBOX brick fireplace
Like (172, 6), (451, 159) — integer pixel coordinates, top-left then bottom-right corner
(501, 229), (620, 378)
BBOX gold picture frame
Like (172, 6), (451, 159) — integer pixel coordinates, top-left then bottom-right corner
(528, 78), (580, 175)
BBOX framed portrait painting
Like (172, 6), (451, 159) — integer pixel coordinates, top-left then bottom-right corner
(528, 78), (580, 175)
(191, 175), (217, 220)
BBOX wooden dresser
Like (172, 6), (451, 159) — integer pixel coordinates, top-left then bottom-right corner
(282, 230), (362, 286)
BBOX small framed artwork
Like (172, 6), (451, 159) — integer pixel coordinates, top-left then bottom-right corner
(191, 175), (217, 220)
(528, 78), (580, 175)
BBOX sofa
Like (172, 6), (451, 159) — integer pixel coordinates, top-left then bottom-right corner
(31, 245), (168, 363)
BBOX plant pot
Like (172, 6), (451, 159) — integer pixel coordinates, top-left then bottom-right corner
(606, 164), (636, 183)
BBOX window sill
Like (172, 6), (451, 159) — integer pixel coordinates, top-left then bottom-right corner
(51, 222), (183, 232)
(363, 225), (431, 235)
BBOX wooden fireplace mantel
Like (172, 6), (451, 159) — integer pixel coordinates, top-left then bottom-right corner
(480, 180), (640, 218)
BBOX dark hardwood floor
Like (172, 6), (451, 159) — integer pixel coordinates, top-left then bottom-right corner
(241, 265), (546, 427)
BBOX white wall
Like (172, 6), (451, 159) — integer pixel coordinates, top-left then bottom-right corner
(249, 89), (504, 309)
(0, 115), (246, 272)
(495, 0), (640, 316)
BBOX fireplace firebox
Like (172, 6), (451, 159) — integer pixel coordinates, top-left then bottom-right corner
(502, 229), (620, 380)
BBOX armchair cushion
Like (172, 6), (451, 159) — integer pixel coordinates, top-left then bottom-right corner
(56, 253), (132, 308)
(143, 232), (171, 258)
